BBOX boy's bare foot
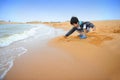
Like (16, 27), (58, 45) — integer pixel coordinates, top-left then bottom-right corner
(92, 27), (96, 31)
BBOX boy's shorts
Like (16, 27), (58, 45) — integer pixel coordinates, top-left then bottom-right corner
(83, 22), (94, 32)
(84, 22), (94, 28)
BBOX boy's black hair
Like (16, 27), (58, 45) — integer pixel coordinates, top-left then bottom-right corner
(70, 16), (79, 25)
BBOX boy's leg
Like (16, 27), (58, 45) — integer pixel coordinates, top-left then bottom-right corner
(85, 23), (95, 33)
(83, 24), (90, 33)
(86, 27), (90, 33)
(89, 23), (95, 31)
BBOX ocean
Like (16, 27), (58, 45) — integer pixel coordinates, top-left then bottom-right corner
(0, 24), (65, 80)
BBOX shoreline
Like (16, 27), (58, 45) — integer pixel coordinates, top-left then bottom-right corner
(0, 24), (65, 80)
(3, 20), (120, 80)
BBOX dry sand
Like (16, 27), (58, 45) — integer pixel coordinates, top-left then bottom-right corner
(4, 20), (120, 80)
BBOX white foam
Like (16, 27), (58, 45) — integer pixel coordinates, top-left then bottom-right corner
(0, 24), (66, 47)
(0, 60), (13, 80)
(0, 27), (39, 47)
(0, 47), (27, 80)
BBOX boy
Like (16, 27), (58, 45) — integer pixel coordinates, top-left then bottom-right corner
(64, 17), (95, 39)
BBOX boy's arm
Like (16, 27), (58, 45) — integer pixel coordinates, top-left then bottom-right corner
(64, 27), (76, 37)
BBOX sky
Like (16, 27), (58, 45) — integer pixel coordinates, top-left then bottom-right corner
(0, 0), (120, 22)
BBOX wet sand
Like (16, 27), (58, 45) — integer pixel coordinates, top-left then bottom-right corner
(4, 20), (120, 80)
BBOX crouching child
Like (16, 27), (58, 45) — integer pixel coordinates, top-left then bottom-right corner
(64, 17), (96, 39)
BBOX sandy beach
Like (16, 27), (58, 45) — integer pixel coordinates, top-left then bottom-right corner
(4, 20), (120, 80)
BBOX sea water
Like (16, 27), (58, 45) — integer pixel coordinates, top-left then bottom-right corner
(0, 24), (66, 80)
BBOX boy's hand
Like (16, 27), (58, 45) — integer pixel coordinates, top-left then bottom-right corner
(63, 36), (71, 42)
(64, 36), (67, 39)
